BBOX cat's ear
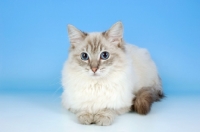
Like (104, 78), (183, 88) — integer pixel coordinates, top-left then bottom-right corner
(104, 22), (123, 44)
(67, 24), (87, 46)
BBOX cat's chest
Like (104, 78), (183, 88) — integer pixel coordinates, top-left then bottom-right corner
(66, 78), (134, 110)
(72, 81), (124, 99)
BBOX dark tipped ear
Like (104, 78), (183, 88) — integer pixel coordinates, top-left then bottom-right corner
(67, 24), (87, 46)
(103, 22), (123, 45)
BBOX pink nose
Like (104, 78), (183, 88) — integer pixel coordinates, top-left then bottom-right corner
(91, 68), (98, 73)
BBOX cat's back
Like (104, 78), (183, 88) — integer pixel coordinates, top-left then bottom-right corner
(125, 44), (154, 67)
(125, 43), (149, 58)
(125, 43), (160, 92)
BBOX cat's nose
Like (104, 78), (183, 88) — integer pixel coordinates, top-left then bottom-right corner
(91, 68), (98, 73)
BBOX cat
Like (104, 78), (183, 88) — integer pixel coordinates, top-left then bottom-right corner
(61, 22), (164, 126)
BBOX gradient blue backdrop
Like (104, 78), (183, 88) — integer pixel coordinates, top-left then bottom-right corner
(1, 0), (200, 94)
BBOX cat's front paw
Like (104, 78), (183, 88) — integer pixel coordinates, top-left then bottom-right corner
(77, 113), (93, 125)
(94, 114), (114, 126)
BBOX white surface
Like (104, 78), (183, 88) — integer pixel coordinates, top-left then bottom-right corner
(0, 92), (200, 132)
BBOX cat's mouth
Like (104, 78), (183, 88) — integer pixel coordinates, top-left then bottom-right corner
(91, 72), (100, 77)
(86, 68), (106, 77)
(92, 68), (106, 76)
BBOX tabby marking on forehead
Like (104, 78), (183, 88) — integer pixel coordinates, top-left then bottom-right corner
(86, 34), (104, 53)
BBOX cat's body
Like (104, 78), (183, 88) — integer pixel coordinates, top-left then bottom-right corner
(62, 22), (164, 126)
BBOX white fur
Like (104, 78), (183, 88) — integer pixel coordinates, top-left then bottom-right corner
(61, 43), (161, 114)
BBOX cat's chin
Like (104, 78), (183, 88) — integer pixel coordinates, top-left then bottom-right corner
(89, 73), (104, 78)
(87, 70), (106, 78)
(91, 73), (101, 77)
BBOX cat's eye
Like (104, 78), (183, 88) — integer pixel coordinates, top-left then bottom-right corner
(100, 51), (109, 60)
(81, 52), (89, 60)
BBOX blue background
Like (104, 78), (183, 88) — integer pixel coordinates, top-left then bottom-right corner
(1, 0), (200, 94)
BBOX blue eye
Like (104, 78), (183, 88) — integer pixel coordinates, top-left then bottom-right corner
(81, 52), (89, 60)
(100, 51), (109, 60)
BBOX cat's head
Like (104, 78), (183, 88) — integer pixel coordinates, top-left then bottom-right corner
(67, 22), (127, 78)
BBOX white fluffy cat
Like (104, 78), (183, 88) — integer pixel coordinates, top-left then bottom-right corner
(62, 22), (164, 126)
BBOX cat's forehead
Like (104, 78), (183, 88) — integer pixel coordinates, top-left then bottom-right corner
(85, 32), (104, 44)
(83, 32), (107, 53)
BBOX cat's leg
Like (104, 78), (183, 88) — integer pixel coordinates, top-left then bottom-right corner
(76, 111), (94, 125)
(131, 87), (164, 115)
(93, 109), (117, 126)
